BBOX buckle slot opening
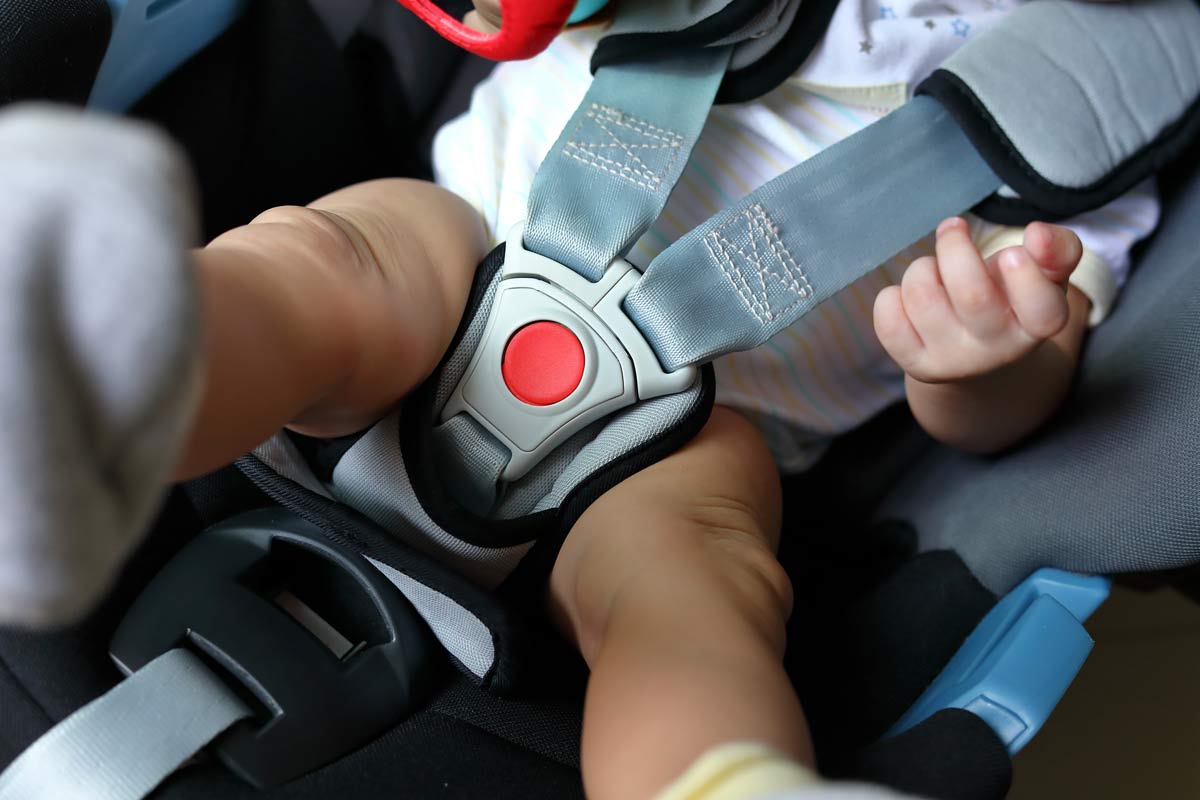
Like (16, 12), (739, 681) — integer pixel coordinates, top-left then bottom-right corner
(239, 541), (389, 660)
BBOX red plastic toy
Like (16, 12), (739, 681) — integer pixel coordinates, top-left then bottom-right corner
(393, 0), (577, 60)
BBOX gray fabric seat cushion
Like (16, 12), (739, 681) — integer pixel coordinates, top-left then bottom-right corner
(879, 158), (1200, 595)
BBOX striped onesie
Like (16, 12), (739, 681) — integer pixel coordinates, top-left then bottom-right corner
(433, 0), (1160, 471)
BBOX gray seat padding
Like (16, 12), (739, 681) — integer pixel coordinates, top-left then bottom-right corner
(879, 154), (1200, 595)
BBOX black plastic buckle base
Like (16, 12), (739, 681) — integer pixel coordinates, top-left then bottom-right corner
(111, 508), (431, 788)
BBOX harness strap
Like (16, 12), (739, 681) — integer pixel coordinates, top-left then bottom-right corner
(422, 0), (1200, 537)
(524, 46), (732, 281)
(625, 95), (1001, 370)
(0, 649), (250, 800)
(432, 57), (1004, 510)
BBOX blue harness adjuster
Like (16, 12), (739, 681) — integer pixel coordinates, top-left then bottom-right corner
(887, 568), (1111, 754)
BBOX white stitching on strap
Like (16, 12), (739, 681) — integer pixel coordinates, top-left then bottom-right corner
(564, 103), (684, 191)
(704, 203), (813, 326)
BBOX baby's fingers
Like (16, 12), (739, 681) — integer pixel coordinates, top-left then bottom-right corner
(900, 255), (960, 347)
(992, 246), (1071, 340)
(934, 217), (1009, 339)
(1023, 222), (1083, 285)
(873, 284), (924, 373)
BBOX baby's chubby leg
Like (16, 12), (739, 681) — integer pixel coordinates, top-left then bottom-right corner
(0, 108), (483, 627)
(178, 179), (487, 478)
(549, 408), (813, 799)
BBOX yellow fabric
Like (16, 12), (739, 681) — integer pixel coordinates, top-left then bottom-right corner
(656, 743), (820, 800)
(789, 79), (910, 114)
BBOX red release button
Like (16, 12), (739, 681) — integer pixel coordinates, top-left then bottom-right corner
(502, 321), (586, 406)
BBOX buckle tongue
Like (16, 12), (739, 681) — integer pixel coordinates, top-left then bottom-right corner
(442, 222), (698, 481)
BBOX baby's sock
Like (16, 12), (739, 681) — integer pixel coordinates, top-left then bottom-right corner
(655, 742), (819, 800)
(0, 106), (201, 626)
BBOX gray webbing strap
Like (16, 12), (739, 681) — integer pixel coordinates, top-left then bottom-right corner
(624, 94), (1003, 370)
(524, 46), (732, 281)
(0, 649), (251, 800)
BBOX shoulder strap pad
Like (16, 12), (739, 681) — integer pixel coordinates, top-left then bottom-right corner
(590, 0), (840, 103)
(919, 0), (1200, 223)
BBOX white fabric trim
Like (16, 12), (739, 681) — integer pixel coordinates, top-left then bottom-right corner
(366, 557), (496, 680)
(332, 413), (531, 588)
(252, 433), (334, 499)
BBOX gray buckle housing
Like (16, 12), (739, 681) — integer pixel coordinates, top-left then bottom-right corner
(441, 223), (698, 481)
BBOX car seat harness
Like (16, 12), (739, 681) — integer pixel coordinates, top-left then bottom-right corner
(4, 0), (1200, 796)
(304, 0), (1198, 690)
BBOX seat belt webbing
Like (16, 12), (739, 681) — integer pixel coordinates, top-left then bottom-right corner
(0, 648), (250, 800)
(524, 45), (733, 281)
(625, 94), (1003, 370)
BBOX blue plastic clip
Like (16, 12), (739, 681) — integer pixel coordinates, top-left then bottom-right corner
(90, 0), (248, 112)
(568, 0), (611, 24)
(887, 568), (1111, 755)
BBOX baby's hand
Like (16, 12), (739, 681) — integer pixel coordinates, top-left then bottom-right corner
(464, 0), (503, 33)
(873, 217), (1082, 384)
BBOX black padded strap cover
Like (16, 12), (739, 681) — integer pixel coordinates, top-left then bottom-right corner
(591, 0), (840, 104)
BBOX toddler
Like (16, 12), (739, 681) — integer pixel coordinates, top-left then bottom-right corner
(174, 1), (1158, 796)
(428, 0), (1158, 796)
(0, 0), (1158, 797)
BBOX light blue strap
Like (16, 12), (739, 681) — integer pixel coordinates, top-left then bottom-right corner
(0, 649), (251, 800)
(91, 0), (249, 112)
(624, 95), (1003, 371)
(524, 46), (732, 281)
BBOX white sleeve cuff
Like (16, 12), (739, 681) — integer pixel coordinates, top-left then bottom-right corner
(1067, 248), (1119, 326)
(976, 228), (1117, 327)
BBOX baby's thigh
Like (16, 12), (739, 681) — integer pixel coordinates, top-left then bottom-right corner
(548, 406), (789, 659)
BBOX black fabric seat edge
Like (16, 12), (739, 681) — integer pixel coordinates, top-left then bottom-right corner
(0, 0), (112, 106)
(851, 709), (1012, 800)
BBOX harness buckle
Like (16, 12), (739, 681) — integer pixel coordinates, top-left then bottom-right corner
(110, 509), (431, 788)
(442, 222), (698, 481)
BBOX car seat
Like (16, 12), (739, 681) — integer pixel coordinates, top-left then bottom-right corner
(0, 1), (1197, 799)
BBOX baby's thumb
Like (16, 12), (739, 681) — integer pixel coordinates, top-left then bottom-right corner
(1023, 221), (1082, 285)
